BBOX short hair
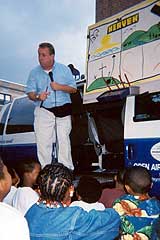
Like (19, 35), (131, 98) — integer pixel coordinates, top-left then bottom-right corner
(15, 158), (40, 186)
(16, 158), (40, 178)
(37, 163), (73, 202)
(7, 167), (18, 179)
(39, 42), (55, 55)
(124, 166), (152, 194)
(116, 168), (126, 185)
(18, 159), (40, 173)
(76, 175), (102, 203)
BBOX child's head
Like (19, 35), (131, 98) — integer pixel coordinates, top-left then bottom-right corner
(7, 167), (20, 187)
(37, 163), (73, 204)
(114, 168), (126, 187)
(16, 158), (41, 188)
(0, 157), (12, 201)
(76, 175), (102, 203)
(124, 166), (152, 195)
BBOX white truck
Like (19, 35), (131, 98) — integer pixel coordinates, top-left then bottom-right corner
(82, 0), (160, 197)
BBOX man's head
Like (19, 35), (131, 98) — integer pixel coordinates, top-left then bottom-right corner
(0, 157), (12, 201)
(76, 175), (102, 203)
(124, 166), (152, 195)
(38, 42), (55, 70)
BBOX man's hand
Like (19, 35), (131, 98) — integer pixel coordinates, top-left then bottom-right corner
(50, 82), (77, 93)
(28, 91), (50, 101)
(50, 82), (61, 91)
(39, 91), (50, 101)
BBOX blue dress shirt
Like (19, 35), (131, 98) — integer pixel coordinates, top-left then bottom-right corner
(26, 62), (77, 108)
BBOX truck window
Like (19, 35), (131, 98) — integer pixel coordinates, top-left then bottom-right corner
(0, 93), (11, 105)
(0, 104), (11, 135)
(134, 91), (160, 122)
(6, 97), (35, 134)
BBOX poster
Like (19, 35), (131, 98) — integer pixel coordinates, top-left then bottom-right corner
(84, 0), (160, 103)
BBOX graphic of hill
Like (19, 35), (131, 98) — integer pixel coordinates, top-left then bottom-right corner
(87, 77), (120, 92)
(122, 22), (160, 50)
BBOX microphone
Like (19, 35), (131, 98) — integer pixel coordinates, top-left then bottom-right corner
(40, 71), (53, 108)
(49, 71), (54, 82)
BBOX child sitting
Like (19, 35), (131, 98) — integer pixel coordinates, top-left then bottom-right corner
(113, 166), (160, 240)
(16, 158), (41, 188)
(99, 168), (126, 208)
(70, 175), (105, 212)
(0, 157), (30, 240)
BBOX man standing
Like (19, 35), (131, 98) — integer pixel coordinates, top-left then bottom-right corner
(26, 42), (77, 170)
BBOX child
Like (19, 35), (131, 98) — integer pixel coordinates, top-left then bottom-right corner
(25, 163), (120, 240)
(70, 175), (105, 212)
(0, 157), (30, 240)
(113, 166), (160, 240)
(16, 158), (41, 188)
(99, 168), (126, 208)
(3, 168), (20, 205)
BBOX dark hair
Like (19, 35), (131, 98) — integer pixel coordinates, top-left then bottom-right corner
(116, 168), (126, 185)
(76, 175), (102, 203)
(124, 166), (152, 194)
(16, 158), (40, 175)
(16, 158), (40, 186)
(8, 168), (16, 178)
(37, 163), (73, 202)
(39, 42), (55, 55)
(0, 158), (4, 180)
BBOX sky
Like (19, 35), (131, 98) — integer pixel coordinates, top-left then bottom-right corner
(0, 0), (95, 85)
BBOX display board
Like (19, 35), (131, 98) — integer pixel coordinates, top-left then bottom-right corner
(84, 0), (160, 103)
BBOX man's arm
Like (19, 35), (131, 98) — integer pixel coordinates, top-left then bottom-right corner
(50, 82), (77, 94)
(27, 91), (49, 101)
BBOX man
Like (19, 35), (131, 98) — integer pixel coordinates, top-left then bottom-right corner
(26, 42), (77, 169)
(0, 157), (30, 240)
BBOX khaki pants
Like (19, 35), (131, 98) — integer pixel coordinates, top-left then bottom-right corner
(34, 106), (74, 170)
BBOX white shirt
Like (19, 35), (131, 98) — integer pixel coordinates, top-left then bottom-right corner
(70, 200), (105, 212)
(0, 202), (30, 240)
(3, 186), (17, 205)
(12, 187), (39, 215)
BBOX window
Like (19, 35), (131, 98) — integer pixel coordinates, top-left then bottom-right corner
(0, 93), (11, 105)
(134, 91), (160, 122)
(6, 97), (36, 134)
(0, 104), (11, 135)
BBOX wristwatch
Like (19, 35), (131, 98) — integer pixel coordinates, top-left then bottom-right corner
(35, 94), (40, 101)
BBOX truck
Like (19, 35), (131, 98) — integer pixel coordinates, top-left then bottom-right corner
(82, 0), (160, 198)
(0, 0), (160, 198)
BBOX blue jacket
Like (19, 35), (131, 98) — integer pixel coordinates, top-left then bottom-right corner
(25, 203), (120, 240)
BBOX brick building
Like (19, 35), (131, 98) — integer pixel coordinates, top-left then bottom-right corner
(96, 0), (144, 22)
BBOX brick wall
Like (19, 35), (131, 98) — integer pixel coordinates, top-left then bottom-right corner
(96, 0), (144, 22)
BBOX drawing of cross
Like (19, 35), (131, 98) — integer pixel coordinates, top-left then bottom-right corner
(99, 63), (106, 77)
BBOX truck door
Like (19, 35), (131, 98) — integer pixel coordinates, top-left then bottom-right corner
(124, 92), (160, 198)
(2, 96), (37, 167)
(0, 103), (11, 156)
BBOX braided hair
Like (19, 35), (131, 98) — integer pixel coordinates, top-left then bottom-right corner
(37, 163), (73, 202)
